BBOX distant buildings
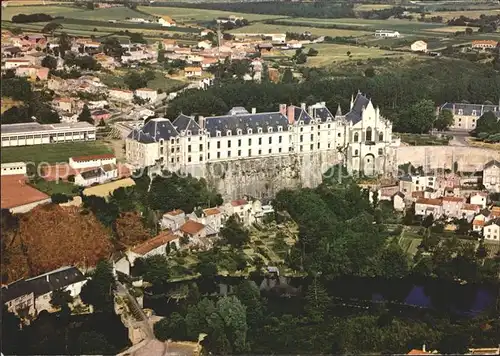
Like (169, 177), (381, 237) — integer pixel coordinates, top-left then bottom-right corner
(410, 40), (428, 52)
(471, 40), (498, 50)
(374, 30), (401, 38)
(483, 160), (500, 192)
(439, 102), (500, 131)
(158, 15), (176, 27)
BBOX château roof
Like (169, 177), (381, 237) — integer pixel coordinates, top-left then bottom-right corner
(346, 92), (371, 125)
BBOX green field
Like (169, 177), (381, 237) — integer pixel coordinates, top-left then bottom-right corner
(1, 5), (85, 21)
(99, 70), (186, 93)
(230, 23), (371, 38)
(138, 5), (287, 23)
(1, 141), (113, 165)
(31, 179), (80, 196)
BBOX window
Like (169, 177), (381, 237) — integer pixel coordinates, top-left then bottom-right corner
(238, 150), (241, 156)
(338, 132), (341, 137)
(317, 143), (320, 149)
(328, 124), (331, 129)
(366, 127), (372, 141)
(259, 137), (262, 145)
(188, 145), (191, 152)
(171, 148), (175, 153)
(354, 132), (359, 142)
(258, 128), (263, 133)
(200, 136), (203, 140)
(171, 158), (174, 163)
(379, 132), (383, 141)
(228, 141), (232, 148)
(238, 139), (241, 147)
(472, 110), (476, 116)
(458, 109), (463, 115)
(176, 147), (180, 152)
(268, 127), (273, 133)
(354, 149), (359, 156)
(378, 148), (383, 155)
(269, 137), (272, 144)
(199, 155), (203, 161)
(279, 136), (282, 143)
(328, 143), (331, 148)
(310, 134), (313, 141)
(248, 138), (252, 145)
(300, 127), (304, 132)
(188, 156), (191, 162)
(208, 153), (210, 159)
(258, 149), (262, 155)
(268, 148), (272, 154)
(217, 141), (220, 149)
(279, 148), (282, 153)
(199, 144), (203, 151)
(160, 147), (164, 154)
(237, 129), (242, 135)
(177, 157), (180, 162)
(300, 135), (303, 142)
(188, 137), (191, 142)
(216, 131), (221, 137)
(248, 129), (253, 134)
(208, 142), (210, 149)
(171, 138), (175, 144)
(217, 152), (220, 158)
(228, 151), (231, 157)
(187, 130), (191, 136)
(300, 145), (303, 152)
(289, 147), (293, 152)
(310, 144), (313, 150)
(248, 149), (252, 156)
(278, 126), (283, 132)
(227, 130), (232, 136)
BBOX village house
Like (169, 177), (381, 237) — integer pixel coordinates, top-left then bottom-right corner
(470, 192), (488, 208)
(3, 58), (33, 69)
(223, 199), (254, 225)
(439, 102), (499, 131)
(201, 57), (219, 69)
(91, 109), (112, 124)
(483, 218), (500, 241)
(160, 209), (186, 231)
(410, 40), (428, 52)
(158, 15), (176, 27)
(460, 204), (481, 222)
(393, 192), (406, 212)
(109, 88), (134, 102)
(483, 160), (500, 192)
(184, 66), (203, 77)
(399, 175), (437, 194)
(70, 154), (116, 169)
(441, 196), (465, 217)
(415, 198), (443, 218)
(135, 88), (158, 103)
(160, 39), (177, 50)
(94, 53), (115, 69)
(472, 211), (489, 233)
(15, 65), (49, 81)
(197, 40), (212, 50)
(52, 97), (77, 114)
(471, 40), (498, 50)
(2, 266), (87, 318)
(74, 165), (115, 187)
(178, 220), (207, 240)
(374, 30), (401, 38)
(1, 162), (27, 176)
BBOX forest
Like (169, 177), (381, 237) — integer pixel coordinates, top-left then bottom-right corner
(166, 60), (500, 134)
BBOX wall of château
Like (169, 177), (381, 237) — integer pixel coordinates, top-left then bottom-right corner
(394, 146), (500, 173)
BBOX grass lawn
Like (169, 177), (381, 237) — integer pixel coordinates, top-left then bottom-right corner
(429, 9), (500, 20)
(354, 4), (397, 11)
(1, 141), (113, 165)
(99, 70), (186, 93)
(398, 133), (452, 146)
(138, 5), (286, 23)
(31, 179), (79, 196)
(230, 23), (371, 38)
(1, 5), (85, 21)
(300, 43), (415, 67)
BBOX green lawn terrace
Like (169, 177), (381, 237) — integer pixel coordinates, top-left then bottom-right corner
(167, 221), (301, 282)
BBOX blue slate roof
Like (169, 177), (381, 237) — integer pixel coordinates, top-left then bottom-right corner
(173, 114), (201, 135)
(293, 107), (313, 124)
(205, 108), (289, 137)
(127, 118), (179, 143)
(346, 92), (371, 124)
(441, 102), (500, 117)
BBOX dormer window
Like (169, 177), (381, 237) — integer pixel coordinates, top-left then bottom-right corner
(268, 127), (273, 133)
(216, 131), (221, 137)
(258, 127), (263, 134)
(187, 130), (192, 136)
(472, 110), (476, 116)
(170, 138), (175, 144)
(237, 129), (242, 135)
(278, 126), (283, 132)
(248, 128), (253, 134)
(299, 121), (304, 126)
(458, 109), (463, 115)
(227, 130), (232, 136)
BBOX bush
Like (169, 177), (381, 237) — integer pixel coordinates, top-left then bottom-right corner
(51, 193), (70, 204)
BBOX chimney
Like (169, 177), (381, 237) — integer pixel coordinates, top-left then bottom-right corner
(422, 344), (426, 353)
(251, 107), (256, 114)
(320, 101), (326, 107)
(198, 116), (205, 130)
(279, 103), (287, 116)
(308, 106), (313, 116)
(287, 105), (295, 124)
(300, 102), (306, 110)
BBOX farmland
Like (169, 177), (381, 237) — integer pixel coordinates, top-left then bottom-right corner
(1, 5), (85, 20)
(229, 23), (371, 38)
(427, 9), (500, 20)
(138, 5), (286, 23)
(1, 141), (113, 165)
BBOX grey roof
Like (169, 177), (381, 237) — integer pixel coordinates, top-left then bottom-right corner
(173, 114), (201, 135)
(1, 122), (94, 134)
(80, 168), (104, 180)
(127, 118), (179, 144)
(346, 92), (371, 124)
(2, 266), (86, 303)
(311, 106), (335, 123)
(399, 175), (413, 182)
(205, 108), (289, 137)
(441, 102), (500, 117)
(484, 160), (500, 169)
(293, 106), (313, 124)
(485, 218), (500, 227)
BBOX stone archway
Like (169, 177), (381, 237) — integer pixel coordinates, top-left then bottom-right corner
(363, 153), (376, 177)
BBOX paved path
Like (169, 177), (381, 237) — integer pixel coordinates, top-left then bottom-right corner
(446, 130), (470, 147)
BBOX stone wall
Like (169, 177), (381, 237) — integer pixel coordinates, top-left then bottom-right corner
(394, 146), (500, 173)
(201, 151), (341, 200)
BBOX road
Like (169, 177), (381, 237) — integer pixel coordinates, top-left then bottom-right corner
(116, 282), (155, 340)
(445, 129), (471, 146)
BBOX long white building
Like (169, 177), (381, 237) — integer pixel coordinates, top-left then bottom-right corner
(126, 92), (393, 176)
(1, 122), (96, 147)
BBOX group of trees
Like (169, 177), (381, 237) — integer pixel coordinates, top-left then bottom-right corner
(447, 14), (499, 33)
(123, 69), (155, 90)
(12, 13), (54, 23)
(167, 60), (498, 134)
(472, 111), (500, 143)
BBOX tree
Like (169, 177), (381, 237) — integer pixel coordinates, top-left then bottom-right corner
(42, 22), (62, 35)
(1, 77), (32, 101)
(465, 27), (473, 35)
(304, 277), (331, 322)
(102, 37), (125, 58)
(50, 193), (70, 204)
(475, 111), (500, 136)
(346, 51), (351, 56)
(11, 27), (23, 35)
(422, 213), (434, 229)
(124, 71), (148, 91)
(78, 104), (93, 124)
(437, 331), (470, 355)
(41, 55), (57, 70)
(77, 331), (113, 355)
(235, 280), (264, 330)
(220, 215), (250, 248)
(138, 255), (170, 289)
(196, 261), (218, 279)
(216, 296), (248, 353)
(420, 233), (440, 252)
(58, 32), (72, 56)
(398, 99), (436, 134)
(86, 1), (95, 10)
(154, 312), (187, 341)
(364, 67), (376, 77)
(114, 211), (150, 246)
(435, 109), (454, 131)
(307, 48), (318, 56)
(50, 289), (73, 314)
(379, 243), (409, 279)
(80, 260), (116, 312)
(281, 68), (295, 84)
(1, 305), (21, 354)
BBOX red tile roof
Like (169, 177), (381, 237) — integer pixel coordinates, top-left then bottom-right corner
(231, 199), (247, 207)
(442, 196), (465, 203)
(203, 207), (221, 216)
(71, 154), (115, 162)
(1, 175), (50, 209)
(407, 350), (430, 355)
(180, 220), (204, 235)
(473, 219), (485, 227)
(165, 209), (184, 216)
(131, 231), (178, 255)
(462, 204), (480, 211)
(416, 198), (442, 206)
(412, 191), (424, 198)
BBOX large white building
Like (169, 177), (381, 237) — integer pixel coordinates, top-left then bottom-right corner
(125, 92), (393, 176)
(1, 122), (96, 147)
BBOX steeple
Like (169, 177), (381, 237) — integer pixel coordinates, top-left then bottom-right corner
(336, 104), (342, 117)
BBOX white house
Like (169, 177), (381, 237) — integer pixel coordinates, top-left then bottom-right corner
(2, 266), (87, 318)
(69, 154), (116, 170)
(1, 162), (27, 176)
(374, 30), (401, 38)
(410, 40), (427, 52)
(483, 160), (500, 192)
(184, 66), (203, 77)
(415, 198), (443, 218)
(472, 213), (488, 233)
(158, 16), (176, 27)
(223, 199), (253, 225)
(393, 192), (406, 212)
(461, 204), (481, 222)
(74, 167), (107, 187)
(3, 58), (33, 69)
(483, 219), (500, 241)
(197, 40), (212, 50)
(109, 88), (134, 102)
(135, 88), (158, 103)
(470, 192), (488, 209)
(160, 209), (186, 231)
